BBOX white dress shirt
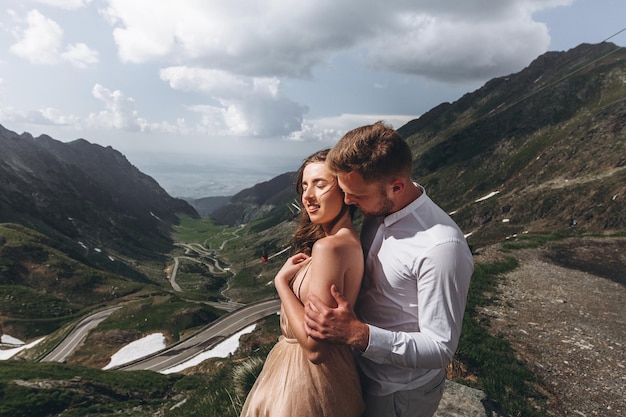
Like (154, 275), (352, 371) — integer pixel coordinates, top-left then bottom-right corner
(356, 185), (474, 396)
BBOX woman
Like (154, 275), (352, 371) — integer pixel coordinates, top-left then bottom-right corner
(240, 149), (365, 417)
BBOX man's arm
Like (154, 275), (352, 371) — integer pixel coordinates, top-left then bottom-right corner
(364, 241), (474, 369)
(307, 240), (473, 370)
(304, 285), (370, 351)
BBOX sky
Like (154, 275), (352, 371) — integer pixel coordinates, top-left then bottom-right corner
(1, 0), (625, 198)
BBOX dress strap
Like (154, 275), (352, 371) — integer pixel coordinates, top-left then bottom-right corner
(296, 260), (313, 300)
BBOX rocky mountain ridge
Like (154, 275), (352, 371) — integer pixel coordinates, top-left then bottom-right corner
(0, 126), (197, 263)
(206, 172), (296, 226)
(402, 42), (625, 242)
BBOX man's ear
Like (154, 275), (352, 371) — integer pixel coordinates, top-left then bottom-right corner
(390, 178), (405, 194)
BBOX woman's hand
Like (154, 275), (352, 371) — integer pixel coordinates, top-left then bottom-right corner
(274, 253), (310, 288)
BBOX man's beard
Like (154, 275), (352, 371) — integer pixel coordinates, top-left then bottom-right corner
(359, 192), (394, 218)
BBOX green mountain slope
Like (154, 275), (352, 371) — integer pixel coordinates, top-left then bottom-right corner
(398, 42), (626, 243)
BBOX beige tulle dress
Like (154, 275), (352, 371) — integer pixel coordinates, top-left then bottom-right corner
(240, 267), (365, 417)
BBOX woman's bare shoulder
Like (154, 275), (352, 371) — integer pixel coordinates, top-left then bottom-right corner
(311, 229), (361, 256)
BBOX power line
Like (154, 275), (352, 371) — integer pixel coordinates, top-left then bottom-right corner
(493, 26), (626, 117)
(601, 27), (626, 43)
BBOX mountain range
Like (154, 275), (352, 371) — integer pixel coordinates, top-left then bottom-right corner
(0, 128), (199, 339)
(401, 42), (625, 241)
(1, 41), (624, 335)
(0, 41), (624, 416)
(191, 42), (626, 243)
(0, 126), (197, 261)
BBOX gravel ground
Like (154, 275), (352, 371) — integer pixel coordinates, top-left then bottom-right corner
(474, 237), (626, 417)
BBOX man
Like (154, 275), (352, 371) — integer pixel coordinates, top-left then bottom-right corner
(304, 121), (474, 417)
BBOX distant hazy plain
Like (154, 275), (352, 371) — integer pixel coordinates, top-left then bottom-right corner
(132, 152), (298, 199)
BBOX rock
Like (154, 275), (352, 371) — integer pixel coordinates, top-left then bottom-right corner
(435, 381), (508, 417)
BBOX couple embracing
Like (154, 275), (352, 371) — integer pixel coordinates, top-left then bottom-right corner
(240, 121), (474, 417)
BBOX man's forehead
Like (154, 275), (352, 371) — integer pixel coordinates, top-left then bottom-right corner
(337, 171), (359, 182)
(337, 172), (370, 190)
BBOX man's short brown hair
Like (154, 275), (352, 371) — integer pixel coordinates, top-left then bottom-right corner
(327, 121), (413, 182)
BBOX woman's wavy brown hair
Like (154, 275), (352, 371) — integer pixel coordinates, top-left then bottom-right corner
(291, 149), (353, 255)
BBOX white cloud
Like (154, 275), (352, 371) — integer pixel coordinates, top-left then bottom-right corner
(101, 0), (572, 81)
(101, 0), (362, 76)
(27, 107), (79, 126)
(366, 3), (567, 81)
(160, 67), (249, 98)
(61, 42), (100, 68)
(290, 114), (416, 142)
(100, 1), (185, 64)
(36, 0), (92, 10)
(4, 0), (578, 143)
(10, 9), (63, 64)
(9, 9), (98, 68)
(0, 102), (79, 127)
(85, 84), (147, 132)
(0, 105), (19, 124)
(0, 0), (617, 199)
(161, 67), (308, 137)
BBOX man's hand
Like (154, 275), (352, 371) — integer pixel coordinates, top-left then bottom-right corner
(304, 285), (369, 351)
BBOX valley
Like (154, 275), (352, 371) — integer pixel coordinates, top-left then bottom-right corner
(1, 41), (625, 417)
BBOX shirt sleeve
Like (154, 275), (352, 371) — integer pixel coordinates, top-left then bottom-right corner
(361, 239), (473, 369)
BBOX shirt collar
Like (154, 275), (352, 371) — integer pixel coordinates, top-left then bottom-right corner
(383, 183), (426, 227)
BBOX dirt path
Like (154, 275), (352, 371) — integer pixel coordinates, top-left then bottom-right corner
(474, 237), (626, 417)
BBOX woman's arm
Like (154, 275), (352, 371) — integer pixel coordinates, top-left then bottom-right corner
(275, 239), (349, 364)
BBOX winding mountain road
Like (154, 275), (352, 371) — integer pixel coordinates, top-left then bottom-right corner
(40, 299), (280, 373)
(41, 306), (122, 363)
(41, 233), (286, 371)
(113, 298), (280, 372)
